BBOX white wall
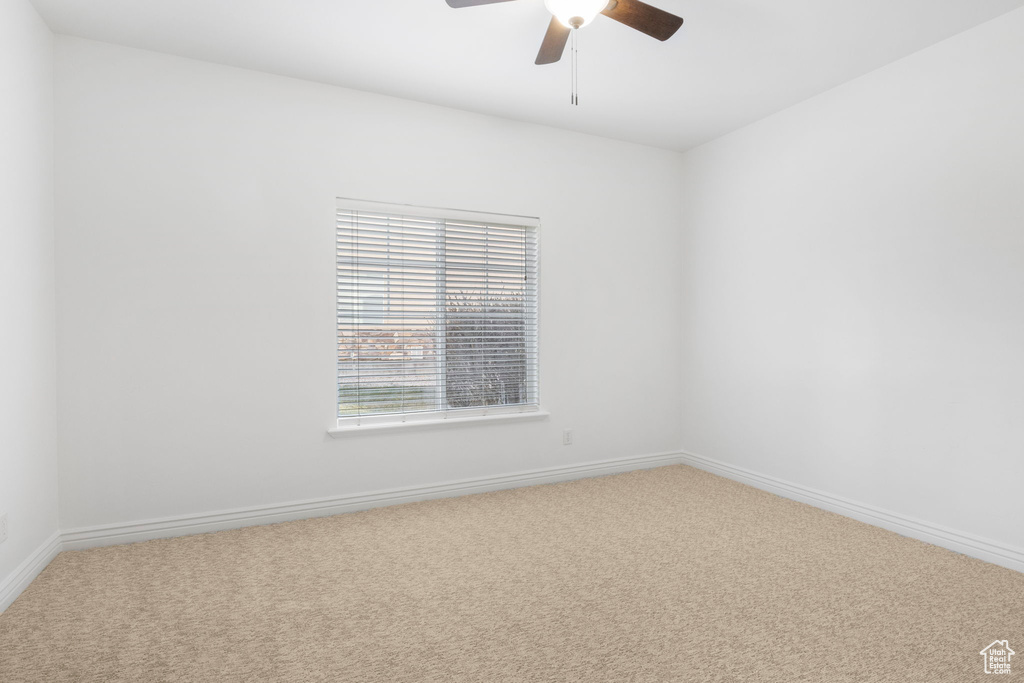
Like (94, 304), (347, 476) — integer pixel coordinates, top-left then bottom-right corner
(678, 8), (1024, 549)
(54, 38), (683, 530)
(0, 0), (59, 584)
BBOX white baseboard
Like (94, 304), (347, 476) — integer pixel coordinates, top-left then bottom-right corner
(0, 531), (63, 613)
(678, 450), (1024, 574)
(10, 449), (1018, 613)
(62, 451), (685, 550)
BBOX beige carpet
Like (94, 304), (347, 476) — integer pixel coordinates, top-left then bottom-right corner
(1, 465), (1021, 682)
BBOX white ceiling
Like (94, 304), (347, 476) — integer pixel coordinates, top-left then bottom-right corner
(31, 0), (1024, 151)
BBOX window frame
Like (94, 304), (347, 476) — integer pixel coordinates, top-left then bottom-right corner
(331, 198), (542, 433)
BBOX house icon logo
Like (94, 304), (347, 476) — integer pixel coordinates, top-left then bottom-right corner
(980, 640), (1015, 674)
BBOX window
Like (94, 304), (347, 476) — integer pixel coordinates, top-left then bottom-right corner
(336, 199), (540, 428)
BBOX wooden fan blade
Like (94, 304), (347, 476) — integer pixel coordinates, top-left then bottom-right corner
(536, 16), (571, 65)
(600, 0), (683, 41)
(445, 0), (517, 7)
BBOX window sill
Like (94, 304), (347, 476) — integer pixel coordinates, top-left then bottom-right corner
(328, 410), (550, 437)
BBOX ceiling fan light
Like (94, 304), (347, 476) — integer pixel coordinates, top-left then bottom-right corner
(544, 0), (609, 29)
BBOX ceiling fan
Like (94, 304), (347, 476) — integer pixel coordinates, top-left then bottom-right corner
(445, 0), (684, 65)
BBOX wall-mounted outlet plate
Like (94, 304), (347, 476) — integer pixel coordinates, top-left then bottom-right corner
(562, 429), (573, 446)
(0, 512), (8, 544)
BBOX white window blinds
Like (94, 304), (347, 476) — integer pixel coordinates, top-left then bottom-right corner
(336, 199), (539, 426)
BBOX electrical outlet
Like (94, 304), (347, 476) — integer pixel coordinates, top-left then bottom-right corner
(0, 513), (7, 544)
(562, 429), (573, 446)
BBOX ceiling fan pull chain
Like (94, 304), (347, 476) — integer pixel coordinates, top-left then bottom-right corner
(571, 29), (578, 106)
